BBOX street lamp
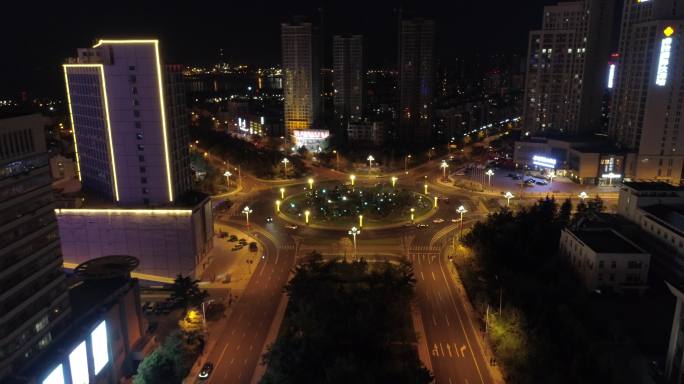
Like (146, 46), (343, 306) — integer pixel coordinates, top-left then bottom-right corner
(391, 176), (398, 187)
(359, 214), (363, 228)
(410, 208), (415, 223)
(405, 154), (411, 174)
(434, 196), (439, 208)
(548, 171), (556, 185)
(578, 191), (588, 202)
(304, 210), (311, 225)
(308, 178), (314, 190)
(280, 187), (285, 199)
(457, 205), (468, 238)
(281, 157), (290, 178)
(242, 206), (253, 228)
(367, 155), (375, 174)
(440, 160), (449, 181)
(485, 169), (495, 186)
(348, 226), (360, 259)
(333, 150), (340, 170)
(504, 191), (514, 207)
(350, 174), (356, 186)
(424, 183), (429, 195)
(224, 171), (232, 188)
(275, 200), (281, 213)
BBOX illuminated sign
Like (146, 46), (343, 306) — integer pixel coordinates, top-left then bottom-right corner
(607, 63), (616, 89)
(91, 320), (109, 374)
(69, 341), (89, 384)
(293, 130), (330, 140)
(532, 155), (557, 168)
(601, 172), (621, 178)
(656, 28), (674, 86)
(43, 364), (65, 384)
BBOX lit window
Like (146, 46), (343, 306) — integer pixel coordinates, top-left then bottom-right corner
(91, 321), (109, 375)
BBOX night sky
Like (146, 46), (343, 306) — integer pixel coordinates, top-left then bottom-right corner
(2, 0), (556, 99)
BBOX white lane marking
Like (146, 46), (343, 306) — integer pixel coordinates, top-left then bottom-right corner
(445, 314), (450, 326)
(212, 343), (230, 378)
(432, 271), (436, 281)
(230, 358), (235, 365)
(421, 272), (425, 280)
(275, 249), (280, 264)
(454, 342), (460, 357)
(437, 291), (443, 301)
(446, 343), (453, 357)
(249, 344), (254, 351)
(236, 344), (241, 351)
(439, 343), (445, 356)
(432, 314), (437, 326)
(244, 358), (248, 365)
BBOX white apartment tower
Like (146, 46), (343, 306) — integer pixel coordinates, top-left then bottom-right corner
(63, 39), (192, 206)
(282, 21), (321, 136)
(523, 0), (615, 135)
(333, 34), (364, 141)
(610, 0), (684, 184)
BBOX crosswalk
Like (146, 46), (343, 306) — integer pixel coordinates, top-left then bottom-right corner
(410, 245), (442, 253)
(279, 243), (295, 251)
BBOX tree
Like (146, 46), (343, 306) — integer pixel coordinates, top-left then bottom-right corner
(171, 275), (209, 315)
(134, 332), (198, 384)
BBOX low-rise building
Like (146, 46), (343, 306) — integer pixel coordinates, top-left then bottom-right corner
(560, 227), (650, 293)
(347, 121), (384, 145)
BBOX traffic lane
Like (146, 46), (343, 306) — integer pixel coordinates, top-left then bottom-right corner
(412, 254), (492, 384)
(206, 250), (294, 384)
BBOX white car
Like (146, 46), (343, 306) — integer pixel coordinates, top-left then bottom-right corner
(284, 224), (298, 230)
(433, 218), (445, 224)
(451, 218), (460, 223)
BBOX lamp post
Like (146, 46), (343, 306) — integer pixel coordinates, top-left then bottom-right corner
(504, 191), (514, 207)
(578, 191), (588, 202)
(405, 155), (411, 174)
(434, 196), (439, 208)
(308, 178), (314, 190)
(304, 210), (311, 225)
(242, 206), (253, 228)
(367, 155), (375, 174)
(410, 208), (415, 223)
(350, 174), (356, 186)
(333, 150), (340, 170)
(441, 160), (449, 181)
(485, 169), (494, 186)
(281, 157), (290, 178)
(457, 205), (467, 238)
(359, 215), (363, 228)
(280, 187), (285, 199)
(349, 226), (360, 259)
(275, 200), (281, 213)
(548, 171), (556, 185)
(424, 183), (429, 195)
(224, 171), (232, 188)
(391, 176), (398, 187)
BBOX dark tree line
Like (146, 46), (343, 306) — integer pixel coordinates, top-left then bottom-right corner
(261, 252), (432, 384)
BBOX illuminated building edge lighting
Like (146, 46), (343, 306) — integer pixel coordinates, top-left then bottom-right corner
(62, 66), (82, 182)
(607, 64), (616, 89)
(55, 208), (192, 215)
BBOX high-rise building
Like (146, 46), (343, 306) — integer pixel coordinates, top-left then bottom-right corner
(282, 21), (321, 136)
(333, 34), (364, 142)
(399, 18), (435, 145)
(522, 0), (615, 135)
(63, 39), (192, 206)
(610, 0), (684, 184)
(0, 113), (71, 379)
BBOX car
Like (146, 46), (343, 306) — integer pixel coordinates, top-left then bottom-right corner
(218, 231), (228, 238)
(238, 238), (247, 245)
(249, 242), (258, 252)
(524, 178), (536, 184)
(451, 218), (460, 223)
(265, 217), (274, 223)
(198, 362), (214, 380)
(511, 175), (521, 180)
(535, 180), (548, 186)
(229, 235), (238, 242)
(284, 224), (298, 230)
(416, 224), (429, 228)
(433, 218), (445, 224)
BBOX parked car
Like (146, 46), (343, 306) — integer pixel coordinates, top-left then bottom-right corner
(238, 238), (247, 245)
(433, 218), (445, 224)
(451, 218), (460, 223)
(535, 180), (548, 186)
(218, 231), (228, 238)
(198, 362), (214, 380)
(249, 242), (258, 252)
(285, 224), (298, 230)
(229, 235), (238, 242)
(416, 224), (429, 229)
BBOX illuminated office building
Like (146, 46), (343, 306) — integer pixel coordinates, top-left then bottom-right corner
(610, 0), (684, 184)
(0, 113), (71, 380)
(522, 0), (615, 135)
(63, 40), (192, 206)
(282, 21), (321, 136)
(333, 34), (364, 142)
(399, 18), (435, 144)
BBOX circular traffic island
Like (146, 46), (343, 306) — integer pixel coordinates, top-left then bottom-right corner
(279, 183), (434, 230)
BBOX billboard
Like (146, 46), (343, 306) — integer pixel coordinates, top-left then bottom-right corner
(91, 320), (109, 375)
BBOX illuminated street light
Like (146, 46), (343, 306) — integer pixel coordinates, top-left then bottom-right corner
(223, 171), (232, 188)
(281, 157), (290, 178)
(308, 178), (314, 190)
(275, 200), (281, 212)
(333, 150), (340, 170)
(304, 210), (311, 225)
(457, 205), (468, 238)
(280, 187), (285, 199)
(440, 160), (449, 180)
(434, 196), (439, 208)
(391, 176), (398, 187)
(424, 183), (429, 195)
(504, 191), (514, 207)
(367, 155), (375, 174)
(359, 214), (364, 228)
(578, 191), (588, 202)
(548, 171), (556, 185)
(405, 155), (411, 174)
(242, 206), (253, 228)
(348, 226), (360, 259)
(485, 169), (495, 186)
(350, 174), (356, 186)
(410, 208), (415, 223)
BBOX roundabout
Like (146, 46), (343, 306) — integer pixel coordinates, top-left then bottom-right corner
(276, 182), (436, 230)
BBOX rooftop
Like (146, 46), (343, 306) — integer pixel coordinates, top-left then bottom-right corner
(622, 181), (684, 192)
(570, 228), (645, 254)
(641, 204), (684, 237)
(69, 189), (210, 210)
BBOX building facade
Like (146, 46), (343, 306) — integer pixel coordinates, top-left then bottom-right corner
(399, 19), (435, 144)
(333, 34), (364, 142)
(282, 21), (320, 136)
(347, 121), (384, 145)
(522, 0), (615, 135)
(64, 40), (192, 206)
(610, 0), (684, 184)
(0, 113), (71, 380)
